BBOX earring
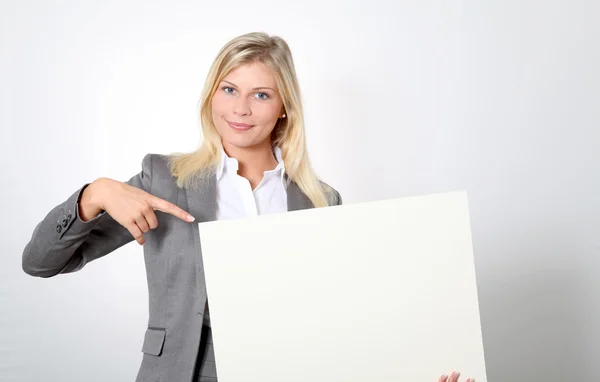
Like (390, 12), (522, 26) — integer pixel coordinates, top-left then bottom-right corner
(282, 113), (286, 118)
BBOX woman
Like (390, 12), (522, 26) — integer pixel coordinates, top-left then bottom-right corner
(22, 32), (472, 382)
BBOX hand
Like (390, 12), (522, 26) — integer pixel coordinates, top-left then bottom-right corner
(438, 371), (474, 382)
(84, 177), (195, 245)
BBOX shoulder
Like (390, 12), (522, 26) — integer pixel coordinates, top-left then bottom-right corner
(138, 153), (185, 192)
(140, 153), (180, 178)
(141, 152), (213, 191)
(319, 180), (343, 206)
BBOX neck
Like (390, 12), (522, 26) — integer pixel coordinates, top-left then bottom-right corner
(222, 140), (278, 178)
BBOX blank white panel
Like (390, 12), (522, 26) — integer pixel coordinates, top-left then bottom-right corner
(200, 191), (487, 382)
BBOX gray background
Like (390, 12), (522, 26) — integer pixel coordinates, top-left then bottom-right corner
(1, 1), (598, 381)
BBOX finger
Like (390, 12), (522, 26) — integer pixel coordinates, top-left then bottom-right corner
(126, 223), (145, 245)
(143, 207), (159, 230)
(438, 375), (449, 382)
(450, 371), (460, 382)
(135, 213), (150, 234)
(466, 378), (475, 382)
(149, 196), (195, 222)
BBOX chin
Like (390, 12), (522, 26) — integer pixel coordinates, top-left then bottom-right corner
(222, 136), (257, 149)
(220, 132), (262, 148)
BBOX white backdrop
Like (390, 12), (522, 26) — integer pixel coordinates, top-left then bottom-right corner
(1, 1), (599, 381)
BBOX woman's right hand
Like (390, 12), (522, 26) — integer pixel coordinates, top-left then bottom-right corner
(438, 371), (474, 382)
(79, 177), (195, 245)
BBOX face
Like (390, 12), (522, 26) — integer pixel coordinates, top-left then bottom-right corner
(211, 61), (285, 152)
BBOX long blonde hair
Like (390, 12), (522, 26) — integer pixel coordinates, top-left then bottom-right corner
(168, 31), (335, 208)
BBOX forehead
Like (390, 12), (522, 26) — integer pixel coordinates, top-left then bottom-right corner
(221, 62), (278, 89)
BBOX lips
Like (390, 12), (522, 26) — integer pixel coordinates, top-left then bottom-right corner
(227, 121), (254, 131)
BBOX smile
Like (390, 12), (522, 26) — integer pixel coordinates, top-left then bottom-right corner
(227, 121), (254, 131)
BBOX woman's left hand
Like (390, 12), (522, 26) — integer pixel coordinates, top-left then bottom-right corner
(438, 371), (474, 382)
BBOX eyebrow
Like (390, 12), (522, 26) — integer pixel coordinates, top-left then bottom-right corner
(222, 80), (276, 92)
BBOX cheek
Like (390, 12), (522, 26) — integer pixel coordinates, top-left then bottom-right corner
(211, 93), (229, 116)
(256, 104), (282, 124)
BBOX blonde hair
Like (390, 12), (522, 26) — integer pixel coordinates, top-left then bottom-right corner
(167, 31), (335, 208)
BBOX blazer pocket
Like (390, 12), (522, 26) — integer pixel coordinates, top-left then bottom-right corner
(142, 328), (166, 356)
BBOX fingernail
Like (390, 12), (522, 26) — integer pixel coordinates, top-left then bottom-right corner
(187, 214), (195, 222)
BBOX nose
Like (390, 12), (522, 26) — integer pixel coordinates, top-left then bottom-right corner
(233, 96), (251, 117)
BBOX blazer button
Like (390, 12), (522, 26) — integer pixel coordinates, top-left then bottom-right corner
(56, 224), (62, 233)
(62, 218), (69, 227)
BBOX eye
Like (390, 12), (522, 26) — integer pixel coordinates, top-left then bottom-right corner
(255, 92), (269, 100)
(222, 86), (235, 94)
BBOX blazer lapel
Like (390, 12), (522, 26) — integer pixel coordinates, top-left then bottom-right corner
(286, 177), (314, 211)
(185, 173), (217, 223)
(184, 172), (217, 314)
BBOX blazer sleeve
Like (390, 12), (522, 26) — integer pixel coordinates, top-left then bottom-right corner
(21, 153), (153, 278)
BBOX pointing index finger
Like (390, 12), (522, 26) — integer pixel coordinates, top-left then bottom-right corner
(150, 195), (195, 222)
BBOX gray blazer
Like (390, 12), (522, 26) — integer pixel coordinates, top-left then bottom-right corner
(22, 153), (341, 382)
